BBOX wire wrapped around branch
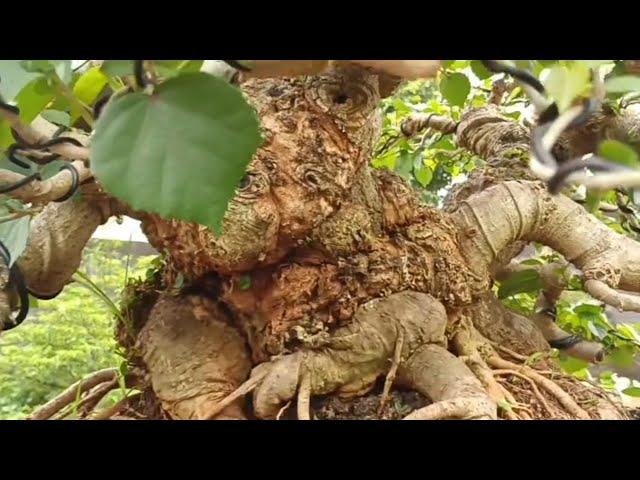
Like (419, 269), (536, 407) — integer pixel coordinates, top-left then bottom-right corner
(0, 161), (90, 204)
(0, 104), (90, 161)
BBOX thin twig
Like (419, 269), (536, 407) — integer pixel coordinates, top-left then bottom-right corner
(378, 328), (405, 416)
(28, 368), (118, 420)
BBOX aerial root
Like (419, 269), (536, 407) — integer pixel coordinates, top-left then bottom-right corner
(452, 331), (517, 419)
(378, 327), (405, 416)
(203, 368), (270, 420)
(487, 356), (591, 419)
(493, 369), (554, 416)
(297, 371), (312, 420)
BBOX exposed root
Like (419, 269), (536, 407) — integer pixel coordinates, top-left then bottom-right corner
(276, 401), (292, 420)
(378, 327), (405, 416)
(487, 356), (591, 419)
(28, 368), (118, 420)
(489, 342), (529, 362)
(493, 369), (554, 416)
(398, 343), (497, 420)
(203, 369), (269, 420)
(297, 372), (312, 420)
(403, 397), (492, 420)
(245, 291), (453, 419)
(138, 294), (251, 420)
(452, 329), (508, 407)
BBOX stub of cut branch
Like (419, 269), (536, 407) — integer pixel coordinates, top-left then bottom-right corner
(0, 160), (91, 204)
(28, 368), (118, 420)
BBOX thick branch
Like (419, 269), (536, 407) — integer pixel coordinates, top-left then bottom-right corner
(453, 180), (640, 311)
(0, 161), (92, 204)
(0, 109), (90, 161)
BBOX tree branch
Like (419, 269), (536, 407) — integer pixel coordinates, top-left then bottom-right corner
(28, 368), (118, 420)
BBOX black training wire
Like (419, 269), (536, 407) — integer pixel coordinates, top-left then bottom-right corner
(93, 93), (111, 119)
(481, 60), (546, 94)
(133, 60), (148, 89)
(27, 287), (62, 300)
(54, 164), (80, 202)
(0, 172), (42, 194)
(0, 239), (30, 331)
(7, 144), (32, 169)
(548, 335), (584, 350)
(38, 136), (84, 149)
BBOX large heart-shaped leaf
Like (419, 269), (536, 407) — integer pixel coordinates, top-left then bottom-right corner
(440, 72), (470, 107)
(91, 72), (261, 233)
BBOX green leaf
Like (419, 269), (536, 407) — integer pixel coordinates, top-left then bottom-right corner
(470, 60), (493, 80)
(0, 61), (39, 102)
(101, 60), (134, 78)
(174, 272), (184, 289)
(578, 60), (613, 69)
(155, 60), (204, 79)
(15, 77), (56, 123)
(440, 73), (470, 108)
(585, 189), (603, 213)
(497, 269), (542, 299)
(0, 121), (13, 150)
(91, 73), (262, 234)
(559, 355), (589, 374)
(19, 60), (55, 74)
(497, 399), (513, 412)
(28, 295), (39, 308)
(544, 64), (590, 111)
(622, 386), (640, 397)
(0, 216), (31, 266)
(72, 67), (108, 106)
(239, 275), (252, 290)
(604, 75), (640, 93)
(40, 110), (70, 127)
(597, 139), (640, 168)
(441, 60), (455, 69)
(414, 165), (433, 187)
(52, 61), (72, 84)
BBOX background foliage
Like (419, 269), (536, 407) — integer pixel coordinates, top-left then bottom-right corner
(0, 240), (155, 419)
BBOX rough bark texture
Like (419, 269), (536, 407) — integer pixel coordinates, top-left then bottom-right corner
(9, 63), (639, 420)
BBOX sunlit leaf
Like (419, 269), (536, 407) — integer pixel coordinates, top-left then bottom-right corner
(498, 269), (542, 298)
(544, 63), (590, 111)
(605, 75), (640, 93)
(440, 73), (470, 108)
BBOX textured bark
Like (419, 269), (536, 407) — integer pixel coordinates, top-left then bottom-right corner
(11, 63), (639, 420)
